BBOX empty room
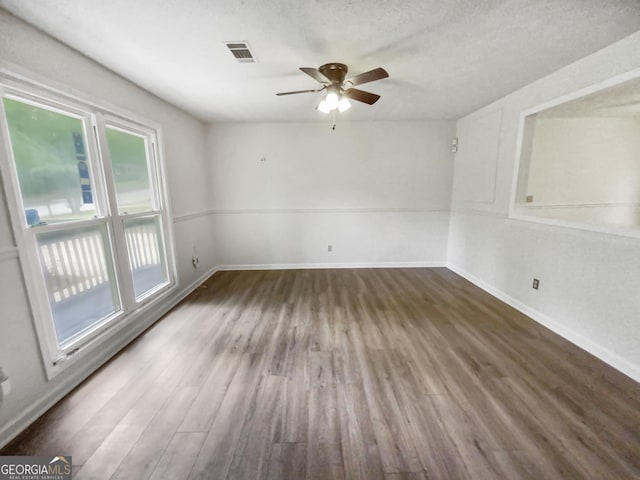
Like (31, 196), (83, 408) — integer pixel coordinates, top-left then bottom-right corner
(0, 1), (639, 479)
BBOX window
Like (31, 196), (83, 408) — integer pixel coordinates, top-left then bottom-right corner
(0, 76), (174, 374)
(104, 124), (169, 299)
(513, 72), (640, 234)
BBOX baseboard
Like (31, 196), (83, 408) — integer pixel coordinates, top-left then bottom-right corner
(0, 265), (218, 450)
(447, 263), (640, 383)
(216, 261), (446, 271)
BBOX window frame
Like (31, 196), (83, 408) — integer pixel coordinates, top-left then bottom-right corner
(98, 114), (173, 305)
(509, 66), (640, 240)
(0, 71), (176, 378)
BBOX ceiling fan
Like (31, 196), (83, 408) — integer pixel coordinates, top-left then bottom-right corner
(276, 63), (389, 113)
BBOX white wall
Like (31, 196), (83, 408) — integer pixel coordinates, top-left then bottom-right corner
(528, 117), (640, 205)
(524, 116), (640, 226)
(207, 121), (454, 267)
(449, 31), (640, 381)
(0, 10), (213, 447)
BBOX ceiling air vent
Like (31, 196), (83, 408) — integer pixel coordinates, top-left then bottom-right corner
(225, 42), (256, 63)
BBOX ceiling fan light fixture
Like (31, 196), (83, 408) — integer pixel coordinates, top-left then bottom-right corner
(317, 99), (331, 114)
(338, 97), (351, 112)
(325, 91), (339, 110)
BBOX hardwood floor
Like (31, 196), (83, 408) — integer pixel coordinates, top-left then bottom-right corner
(2, 268), (640, 479)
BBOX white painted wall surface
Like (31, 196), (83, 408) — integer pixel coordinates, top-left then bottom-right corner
(528, 117), (640, 205)
(207, 121), (454, 267)
(524, 117), (640, 226)
(0, 10), (213, 446)
(449, 31), (640, 381)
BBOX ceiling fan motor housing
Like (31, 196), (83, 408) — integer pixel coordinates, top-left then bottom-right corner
(319, 63), (348, 85)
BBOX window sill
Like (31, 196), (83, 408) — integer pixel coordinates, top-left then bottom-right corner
(509, 210), (640, 241)
(44, 280), (176, 380)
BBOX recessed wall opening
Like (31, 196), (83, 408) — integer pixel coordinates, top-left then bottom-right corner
(514, 74), (640, 232)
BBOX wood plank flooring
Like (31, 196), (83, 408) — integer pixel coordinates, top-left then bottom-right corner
(2, 268), (640, 479)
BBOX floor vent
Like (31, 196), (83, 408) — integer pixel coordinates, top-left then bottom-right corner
(225, 42), (256, 63)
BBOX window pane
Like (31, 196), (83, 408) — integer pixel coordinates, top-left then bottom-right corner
(2, 97), (97, 224)
(106, 127), (153, 214)
(124, 216), (168, 298)
(37, 225), (119, 346)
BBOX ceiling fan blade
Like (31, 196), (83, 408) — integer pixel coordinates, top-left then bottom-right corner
(276, 88), (322, 96)
(299, 67), (329, 83)
(344, 88), (381, 105)
(346, 67), (389, 87)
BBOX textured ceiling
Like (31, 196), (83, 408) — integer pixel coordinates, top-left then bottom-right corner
(2, 0), (640, 123)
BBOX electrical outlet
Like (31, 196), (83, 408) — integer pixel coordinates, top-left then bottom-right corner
(532, 278), (539, 290)
(327, 245), (333, 252)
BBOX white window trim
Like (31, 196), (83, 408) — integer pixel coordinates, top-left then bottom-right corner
(0, 70), (177, 379)
(509, 66), (640, 240)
